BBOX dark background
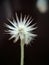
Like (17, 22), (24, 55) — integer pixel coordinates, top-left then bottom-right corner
(0, 0), (49, 65)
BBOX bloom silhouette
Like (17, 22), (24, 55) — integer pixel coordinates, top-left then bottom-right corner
(5, 13), (37, 44)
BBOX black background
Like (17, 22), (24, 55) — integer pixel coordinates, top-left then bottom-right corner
(0, 0), (49, 65)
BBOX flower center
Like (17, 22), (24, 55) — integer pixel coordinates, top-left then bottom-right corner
(19, 28), (24, 33)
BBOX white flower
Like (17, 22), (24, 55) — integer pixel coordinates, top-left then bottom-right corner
(5, 13), (37, 44)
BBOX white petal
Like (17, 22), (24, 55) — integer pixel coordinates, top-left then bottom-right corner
(7, 19), (17, 27)
(23, 15), (26, 22)
(15, 13), (19, 24)
(9, 34), (16, 40)
(26, 17), (32, 25)
(23, 15), (29, 24)
(29, 33), (37, 37)
(26, 19), (33, 27)
(26, 15), (29, 21)
(25, 36), (32, 44)
(5, 23), (15, 30)
(5, 30), (18, 35)
(20, 13), (22, 23)
(29, 23), (37, 28)
(12, 18), (18, 27)
(13, 35), (19, 43)
(26, 27), (37, 32)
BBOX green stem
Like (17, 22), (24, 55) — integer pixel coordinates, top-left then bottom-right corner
(20, 39), (24, 65)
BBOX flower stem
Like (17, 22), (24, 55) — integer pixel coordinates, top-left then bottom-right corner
(20, 39), (24, 65)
